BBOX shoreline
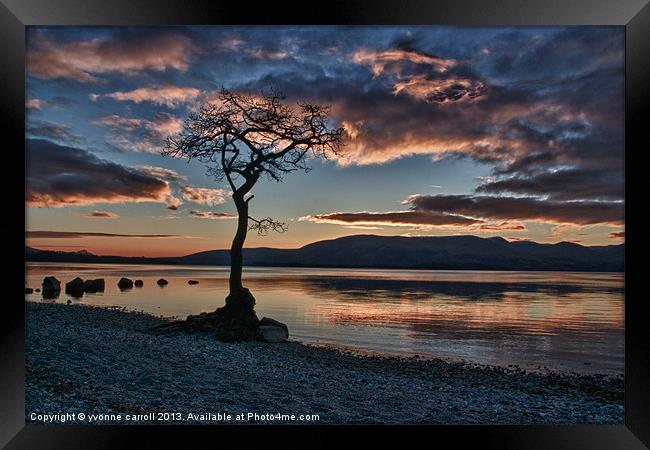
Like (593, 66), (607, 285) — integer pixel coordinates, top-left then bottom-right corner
(26, 259), (624, 273)
(26, 301), (624, 424)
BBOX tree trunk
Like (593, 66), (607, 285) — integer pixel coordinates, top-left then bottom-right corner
(229, 194), (248, 295)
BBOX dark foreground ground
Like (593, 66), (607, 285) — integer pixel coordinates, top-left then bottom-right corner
(26, 302), (624, 424)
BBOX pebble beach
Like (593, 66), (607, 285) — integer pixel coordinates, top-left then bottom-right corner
(26, 301), (624, 425)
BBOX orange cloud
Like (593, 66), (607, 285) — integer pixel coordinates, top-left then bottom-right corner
(189, 210), (237, 219)
(85, 211), (119, 219)
(181, 186), (227, 206)
(352, 48), (457, 76)
(477, 222), (527, 231)
(99, 85), (201, 108)
(27, 32), (193, 83)
(392, 75), (486, 103)
(299, 211), (482, 228)
(164, 195), (183, 210)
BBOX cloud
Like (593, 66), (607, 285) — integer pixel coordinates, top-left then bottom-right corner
(477, 222), (526, 231)
(27, 230), (179, 238)
(351, 46), (486, 105)
(25, 27), (623, 236)
(351, 48), (457, 76)
(94, 112), (184, 153)
(99, 85), (201, 108)
(136, 166), (186, 183)
(299, 211), (482, 227)
(238, 28), (622, 208)
(91, 115), (144, 131)
(27, 120), (84, 145)
(27, 30), (194, 82)
(392, 75), (486, 103)
(302, 211), (529, 232)
(144, 113), (184, 136)
(189, 210), (237, 219)
(405, 194), (623, 226)
(181, 186), (227, 206)
(85, 211), (119, 219)
(26, 139), (172, 208)
(608, 231), (625, 239)
(246, 48), (289, 60)
(476, 166), (624, 202)
(26, 98), (45, 109)
(165, 196), (182, 210)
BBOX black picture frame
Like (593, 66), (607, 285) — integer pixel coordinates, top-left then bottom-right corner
(2, 0), (648, 447)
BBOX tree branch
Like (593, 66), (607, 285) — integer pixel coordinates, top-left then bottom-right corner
(247, 216), (287, 236)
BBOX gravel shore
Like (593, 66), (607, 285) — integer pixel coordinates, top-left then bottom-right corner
(26, 301), (624, 424)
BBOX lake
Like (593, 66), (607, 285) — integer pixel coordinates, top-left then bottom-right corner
(25, 262), (624, 375)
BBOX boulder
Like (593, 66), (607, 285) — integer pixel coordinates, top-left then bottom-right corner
(25, 287), (34, 294)
(157, 278), (169, 286)
(134, 280), (144, 287)
(42, 276), (61, 299)
(65, 277), (85, 298)
(83, 278), (105, 293)
(188, 280), (199, 285)
(256, 317), (289, 343)
(118, 277), (134, 290)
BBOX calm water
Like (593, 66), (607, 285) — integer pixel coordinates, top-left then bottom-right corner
(25, 262), (624, 375)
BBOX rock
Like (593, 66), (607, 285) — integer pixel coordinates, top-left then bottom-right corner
(83, 278), (105, 293)
(157, 279), (168, 286)
(84, 279), (105, 292)
(65, 277), (85, 297)
(42, 276), (61, 299)
(118, 277), (134, 290)
(66, 299), (72, 304)
(188, 280), (199, 285)
(256, 317), (289, 343)
(25, 287), (34, 294)
(134, 280), (144, 287)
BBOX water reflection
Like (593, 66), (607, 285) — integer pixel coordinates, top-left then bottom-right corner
(25, 263), (624, 374)
(257, 275), (623, 302)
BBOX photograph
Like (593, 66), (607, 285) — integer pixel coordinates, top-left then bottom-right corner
(22, 24), (626, 427)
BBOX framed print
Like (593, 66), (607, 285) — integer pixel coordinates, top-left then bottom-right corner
(1, 0), (648, 447)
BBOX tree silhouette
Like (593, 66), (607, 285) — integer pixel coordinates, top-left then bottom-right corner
(162, 89), (343, 340)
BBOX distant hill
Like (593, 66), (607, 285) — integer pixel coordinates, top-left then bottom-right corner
(25, 234), (624, 272)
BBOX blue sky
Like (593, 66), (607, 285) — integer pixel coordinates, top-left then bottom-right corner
(25, 26), (624, 256)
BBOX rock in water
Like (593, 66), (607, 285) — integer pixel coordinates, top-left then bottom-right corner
(42, 276), (61, 299)
(134, 280), (144, 287)
(65, 277), (85, 298)
(256, 317), (289, 343)
(157, 279), (168, 286)
(118, 277), (134, 290)
(83, 278), (105, 293)
(188, 280), (199, 285)
(25, 287), (34, 294)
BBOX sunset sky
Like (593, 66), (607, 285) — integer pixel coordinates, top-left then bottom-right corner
(25, 26), (624, 257)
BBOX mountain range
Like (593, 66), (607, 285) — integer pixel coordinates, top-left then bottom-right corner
(25, 234), (624, 272)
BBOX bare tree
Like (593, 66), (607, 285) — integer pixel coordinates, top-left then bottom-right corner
(162, 89), (343, 340)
